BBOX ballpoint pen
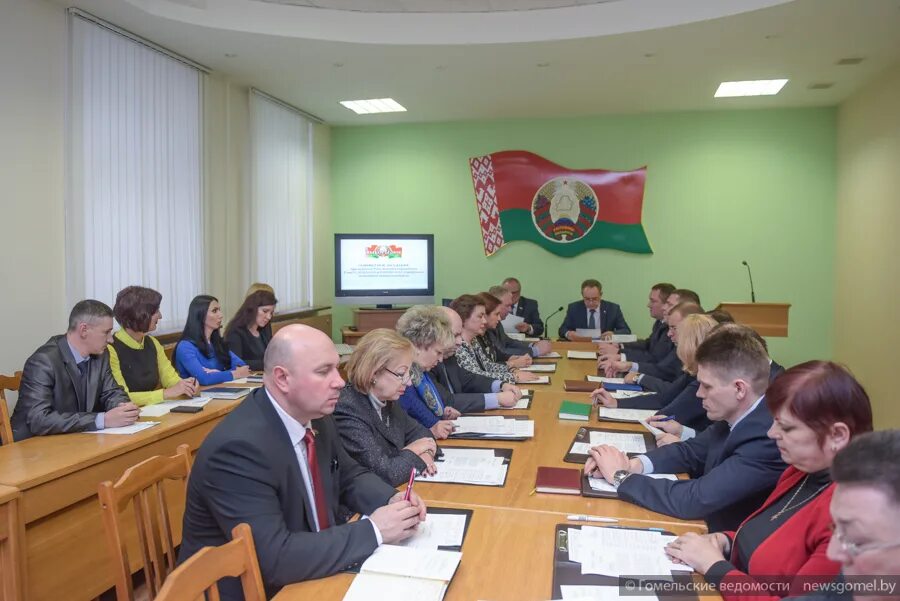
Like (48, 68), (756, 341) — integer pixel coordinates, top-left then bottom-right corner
(567, 514), (619, 523)
(403, 467), (416, 501)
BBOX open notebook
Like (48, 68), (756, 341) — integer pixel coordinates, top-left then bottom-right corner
(342, 545), (462, 601)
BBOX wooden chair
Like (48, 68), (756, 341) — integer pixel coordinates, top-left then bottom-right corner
(153, 523), (265, 601)
(98, 444), (193, 601)
(0, 371), (22, 446)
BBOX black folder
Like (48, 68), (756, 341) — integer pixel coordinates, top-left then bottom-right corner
(563, 427), (657, 464)
(464, 396), (532, 414)
(450, 415), (532, 441)
(424, 446), (512, 488)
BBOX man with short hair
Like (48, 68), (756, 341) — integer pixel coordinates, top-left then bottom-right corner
(558, 279), (630, 340)
(12, 299), (138, 440)
(585, 326), (785, 531)
(180, 325), (427, 600)
(502, 277), (544, 337)
(486, 285), (553, 358)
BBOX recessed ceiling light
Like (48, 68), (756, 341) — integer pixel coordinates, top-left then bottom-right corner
(714, 79), (788, 98)
(808, 82), (835, 90)
(536, 62), (551, 68)
(339, 98), (407, 115)
(224, 53), (237, 58)
(836, 57), (865, 66)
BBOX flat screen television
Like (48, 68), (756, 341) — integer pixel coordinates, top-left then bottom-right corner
(334, 234), (435, 307)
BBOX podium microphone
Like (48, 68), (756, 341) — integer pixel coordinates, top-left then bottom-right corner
(742, 260), (757, 303)
(544, 306), (565, 340)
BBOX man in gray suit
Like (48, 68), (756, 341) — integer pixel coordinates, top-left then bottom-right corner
(12, 299), (138, 440)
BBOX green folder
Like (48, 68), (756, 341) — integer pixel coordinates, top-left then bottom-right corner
(558, 400), (591, 421)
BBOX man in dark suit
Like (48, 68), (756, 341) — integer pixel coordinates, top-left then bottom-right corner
(502, 276), (544, 337)
(179, 325), (426, 600)
(584, 326), (786, 532)
(489, 285), (553, 358)
(11, 300), (138, 440)
(558, 278), (631, 340)
(598, 282), (675, 362)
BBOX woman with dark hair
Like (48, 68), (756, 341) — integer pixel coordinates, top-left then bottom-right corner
(665, 361), (874, 601)
(174, 295), (250, 385)
(476, 292), (532, 369)
(224, 290), (278, 371)
(108, 286), (198, 406)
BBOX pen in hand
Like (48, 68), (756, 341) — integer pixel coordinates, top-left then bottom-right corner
(403, 467), (416, 502)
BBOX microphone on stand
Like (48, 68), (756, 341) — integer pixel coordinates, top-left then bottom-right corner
(742, 260), (757, 303)
(544, 306), (565, 341)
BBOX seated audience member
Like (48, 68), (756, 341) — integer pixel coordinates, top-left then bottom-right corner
(334, 329), (437, 485)
(12, 300), (138, 440)
(174, 295), (250, 385)
(108, 286), (198, 406)
(594, 311), (715, 435)
(179, 325), (426, 601)
(665, 361), (873, 601)
(707, 309), (735, 324)
(450, 294), (537, 384)
(476, 292), (532, 368)
(487, 285), (553, 358)
(584, 326), (786, 531)
(224, 289), (278, 371)
(597, 282), (675, 360)
(502, 276), (544, 336)
(668, 288), (702, 311)
(245, 282), (276, 339)
(559, 279), (630, 340)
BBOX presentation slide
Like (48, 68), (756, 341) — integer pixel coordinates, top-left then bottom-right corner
(339, 238), (430, 291)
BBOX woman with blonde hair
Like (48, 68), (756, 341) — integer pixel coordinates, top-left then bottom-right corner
(334, 328), (438, 485)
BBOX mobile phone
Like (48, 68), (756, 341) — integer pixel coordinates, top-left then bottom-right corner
(170, 405), (203, 414)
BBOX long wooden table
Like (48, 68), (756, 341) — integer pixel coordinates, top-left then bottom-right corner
(0, 397), (241, 601)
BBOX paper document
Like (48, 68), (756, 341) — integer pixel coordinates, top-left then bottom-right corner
(639, 418), (664, 436)
(569, 525), (690, 578)
(343, 572), (447, 601)
(542, 351), (562, 358)
(609, 334), (638, 344)
(508, 332), (526, 340)
(452, 416), (534, 438)
(520, 363), (555, 373)
(597, 408), (657, 423)
(139, 398), (211, 418)
(229, 377), (264, 385)
(588, 431), (647, 454)
(530, 375), (551, 384)
(520, 389), (532, 397)
(439, 448), (499, 460)
(400, 513), (467, 549)
(421, 447), (507, 485)
(588, 473), (678, 494)
(586, 376), (625, 384)
(501, 314), (525, 333)
(567, 350), (598, 360)
(570, 442), (592, 455)
(90, 421), (160, 435)
(609, 390), (653, 399)
(362, 545), (461, 582)
(575, 328), (603, 339)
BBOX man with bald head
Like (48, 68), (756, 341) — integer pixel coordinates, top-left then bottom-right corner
(179, 325), (427, 600)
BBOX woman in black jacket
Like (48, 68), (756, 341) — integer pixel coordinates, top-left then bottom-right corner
(224, 290), (277, 371)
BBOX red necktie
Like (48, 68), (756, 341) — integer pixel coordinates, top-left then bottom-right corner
(302, 429), (330, 530)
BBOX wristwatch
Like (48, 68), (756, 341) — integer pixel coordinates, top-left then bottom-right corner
(612, 469), (632, 488)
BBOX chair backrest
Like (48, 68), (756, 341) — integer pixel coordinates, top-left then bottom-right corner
(153, 523), (265, 601)
(0, 372), (22, 446)
(98, 444), (193, 601)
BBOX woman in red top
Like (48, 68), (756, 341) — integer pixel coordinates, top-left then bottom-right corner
(665, 360), (873, 601)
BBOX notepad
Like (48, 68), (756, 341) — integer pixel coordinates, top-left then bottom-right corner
(587, 473), (678, 494)
(559, 400), (592, 421)
(342, 545), (461, 601)
(520, 363), (555, 373)
(90, 421), (160, 435)
(597, 407), (657, 423)
(568, 525), (692, 578)
(609, 390), (653, 400)
(586, 376), (625, 384)
(567, 350), (598, 360)
(452, 416), (534, 438)
(198, 387), (254, 400)
(139, 398), (211, 417)
(399, 513), (467, 550)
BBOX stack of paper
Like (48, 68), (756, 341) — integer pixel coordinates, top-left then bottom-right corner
(342, 545), (461, 601)
(588, 431), (647, 454)
(89, 421), (160, 435)
(139, 398), (211, 417)
(566, 525), (693, 578)
(575, 328), (603, 339)
(418, 448), (508, 486)
(608, 334), (638, 344)
(399, 513), (467, 550)
(609, 390), (653, 400)
(597, 408), (657, 423)
(502, 314), (525, 333)
(587, 473), (678, 493)
(567, 350), (598, 360)
(586, 376), (625, 384)
(520, 364), (556, 373)
(452, 416), (534, 438)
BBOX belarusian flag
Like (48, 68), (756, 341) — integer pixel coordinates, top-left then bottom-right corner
(469, 150), (652, 257)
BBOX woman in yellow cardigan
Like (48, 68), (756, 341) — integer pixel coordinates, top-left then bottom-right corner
(108, 286), (198, 406)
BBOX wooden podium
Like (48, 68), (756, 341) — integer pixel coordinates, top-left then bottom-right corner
(715, 302), (791, 337)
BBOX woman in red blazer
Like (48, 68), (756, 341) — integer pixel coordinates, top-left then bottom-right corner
(665, 360), (873, 601)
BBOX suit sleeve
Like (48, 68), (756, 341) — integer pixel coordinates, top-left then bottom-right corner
(333, 407), (426, 487)
(636, 350), (683, 381)
(611, 307), (631, 335)
(527, 300), (544, 337)
(454, 364), (496, 394)
(17, 352), (102, 435)
(97, 352), (130, 411)
(200, 438), (385, 586)
(558, 306), (576, 339)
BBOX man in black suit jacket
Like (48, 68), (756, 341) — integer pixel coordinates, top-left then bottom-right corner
(559, 279), (630, 340)
(585, 326), (786, 532)
(179, 325), (426, 600)
(502, 277), (544, 337)
(598, 283), (675, 362)
(11, 300), (138, 440)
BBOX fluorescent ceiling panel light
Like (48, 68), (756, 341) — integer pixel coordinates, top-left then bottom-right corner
(714, 79), (788, 98)
(339, 98), (407, 114)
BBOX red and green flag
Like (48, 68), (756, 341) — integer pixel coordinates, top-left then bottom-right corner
(469, 150), (652, 257)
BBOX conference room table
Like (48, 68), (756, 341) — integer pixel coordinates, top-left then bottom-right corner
(275, 341), (711, 601)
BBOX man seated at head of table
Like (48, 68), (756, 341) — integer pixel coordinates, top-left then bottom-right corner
(450, 294), (539, 385)
(664, 361), (873, 601)
(179, 325), (427, 601)
(501, 276), (544, 337)
(584, 325), (786, 531)
(597, 287), (701, 385)
(397, 306), (522, 438)
(108, 286), (198, 406)
(11, 300), (139, 440)
(559, 278), (631, 341)
(335, 328), (439, 485)
(485, 284), (553, 359)
(174, 294), (251, 385)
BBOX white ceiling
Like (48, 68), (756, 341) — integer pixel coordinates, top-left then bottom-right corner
(255, 0), (624, 12)
(54, 0), (900, 125)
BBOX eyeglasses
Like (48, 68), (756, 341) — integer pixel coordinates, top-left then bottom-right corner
(383, 367), (412, 384)
(832, 525), (900, 558)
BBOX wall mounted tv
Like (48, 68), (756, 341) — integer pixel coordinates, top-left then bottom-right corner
(334, 234), (435, 307)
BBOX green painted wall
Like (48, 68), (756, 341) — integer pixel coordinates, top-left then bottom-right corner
(330, 108), (837, 368)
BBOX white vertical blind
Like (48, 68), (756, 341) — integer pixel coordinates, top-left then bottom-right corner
(249, 91), (313, 310)
(66, 14), (203, 332)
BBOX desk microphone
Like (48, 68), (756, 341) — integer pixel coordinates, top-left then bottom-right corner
(742, 260), (757, 303)
(544, 306), (565, 340)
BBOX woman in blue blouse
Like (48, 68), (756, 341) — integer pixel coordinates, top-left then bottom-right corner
(174, 295), (250, 385)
